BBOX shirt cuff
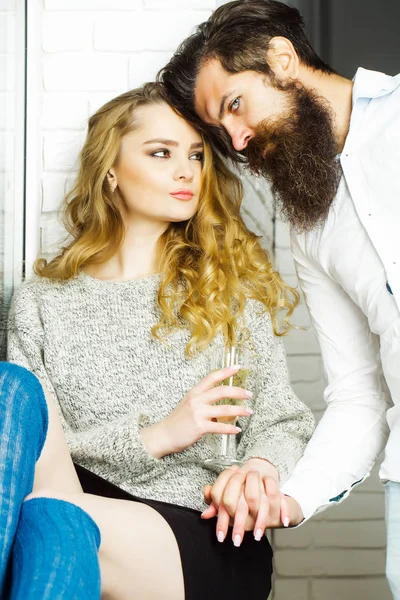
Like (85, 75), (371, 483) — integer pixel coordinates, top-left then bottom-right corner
(281, 470), (369, 524)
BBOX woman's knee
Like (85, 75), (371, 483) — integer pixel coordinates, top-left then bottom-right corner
(24, 489), (66, 504)
(0, 363), (48, 442)
(0, 363), (45, 408)
(0, 361), (37, 388)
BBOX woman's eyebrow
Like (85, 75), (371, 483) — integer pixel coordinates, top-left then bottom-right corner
(143, 138), (178, 146)
(143, 139), (204, 149)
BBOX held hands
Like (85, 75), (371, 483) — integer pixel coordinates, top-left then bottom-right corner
(139, 368), (305, 543)
(201, 459), (304, 546)
(140, 365), (252, 459)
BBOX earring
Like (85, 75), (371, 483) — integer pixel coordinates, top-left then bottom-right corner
(110, 181), (117, 193)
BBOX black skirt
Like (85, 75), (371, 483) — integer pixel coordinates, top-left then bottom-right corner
(75, 464), (273, 600)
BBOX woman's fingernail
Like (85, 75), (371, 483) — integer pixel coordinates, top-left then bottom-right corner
(245, 390), (253, 398)
(217, 531), (225, 543)
(235, 427), (242, 433)
(245, 407), (254, 414)
(283, 517), (290, 528)
(230, 364), (241, 370)
(254, 529), (263, 541)
(233, 534), (241, 547)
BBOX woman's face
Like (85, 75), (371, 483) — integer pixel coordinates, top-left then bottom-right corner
(109, 102), (204, 225)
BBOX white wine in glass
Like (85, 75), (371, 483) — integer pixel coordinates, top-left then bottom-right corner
(204, 343), (258, 469)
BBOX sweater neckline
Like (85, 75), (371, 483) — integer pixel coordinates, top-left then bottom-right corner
(77, 271), (162, 289)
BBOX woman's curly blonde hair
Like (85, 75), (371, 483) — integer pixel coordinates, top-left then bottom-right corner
(35, 82), (299, 356)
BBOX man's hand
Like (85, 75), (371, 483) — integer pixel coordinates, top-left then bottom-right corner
(201, 459), (304, 546)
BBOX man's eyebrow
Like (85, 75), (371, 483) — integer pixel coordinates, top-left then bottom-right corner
(218, 91), (233, 120)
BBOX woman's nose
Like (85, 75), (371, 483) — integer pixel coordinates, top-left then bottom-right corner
(174, 162), (194, 181)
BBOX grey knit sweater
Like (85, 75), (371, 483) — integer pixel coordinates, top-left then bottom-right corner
(7, 273), (314, 512)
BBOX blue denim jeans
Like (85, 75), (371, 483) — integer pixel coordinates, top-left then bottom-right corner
(386, 481), (400, 599)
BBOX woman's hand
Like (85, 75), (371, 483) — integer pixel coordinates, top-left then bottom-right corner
(140, 365), (253, 458)
(201, 458), (302, 546)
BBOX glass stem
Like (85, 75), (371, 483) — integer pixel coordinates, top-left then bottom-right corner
(220, 433), (236, 460)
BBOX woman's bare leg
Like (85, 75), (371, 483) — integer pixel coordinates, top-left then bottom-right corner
(30, 384), (185, 600)
(32, 381), (83, 494)
(26, 490), (185, 600)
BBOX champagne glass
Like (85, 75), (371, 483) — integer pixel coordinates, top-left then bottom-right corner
(204, 342), (259, 469)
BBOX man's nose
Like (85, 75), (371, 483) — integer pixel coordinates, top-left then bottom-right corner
(229, 126), (253, 151)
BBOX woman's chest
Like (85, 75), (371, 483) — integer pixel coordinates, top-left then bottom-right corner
(40, 293), (215, 423)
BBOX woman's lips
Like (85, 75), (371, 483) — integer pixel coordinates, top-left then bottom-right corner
(170, 190), (194, 200)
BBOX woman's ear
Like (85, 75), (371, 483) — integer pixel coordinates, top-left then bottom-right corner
(266, 36), (299, 81)
(107, 169), (117, 193)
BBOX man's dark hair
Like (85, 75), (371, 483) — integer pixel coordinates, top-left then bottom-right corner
(158, 0), (334, 160)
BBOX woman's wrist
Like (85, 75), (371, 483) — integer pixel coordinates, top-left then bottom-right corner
(242, 457), (279, 481)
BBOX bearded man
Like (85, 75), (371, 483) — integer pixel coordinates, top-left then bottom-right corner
(158, 1), (400, 595)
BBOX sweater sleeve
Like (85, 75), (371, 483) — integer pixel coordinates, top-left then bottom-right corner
(7, 283), (165, 483)
(236, 301), (315, 485)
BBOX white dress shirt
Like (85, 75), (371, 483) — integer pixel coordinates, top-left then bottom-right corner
(281, 68), (400, 520)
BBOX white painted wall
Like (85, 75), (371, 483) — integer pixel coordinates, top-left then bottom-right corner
(29, 1), (389, 598)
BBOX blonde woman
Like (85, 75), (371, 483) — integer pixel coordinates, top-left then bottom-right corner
(4, 83), (314, 599)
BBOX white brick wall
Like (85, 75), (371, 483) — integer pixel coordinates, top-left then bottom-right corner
(39, 0), (220, 260)
(33, 2), (389, 599)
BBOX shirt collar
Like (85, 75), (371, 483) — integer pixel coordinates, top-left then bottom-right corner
(352, 67), (400, 102)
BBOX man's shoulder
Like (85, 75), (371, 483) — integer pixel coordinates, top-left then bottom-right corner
(353, 67), (400, 99)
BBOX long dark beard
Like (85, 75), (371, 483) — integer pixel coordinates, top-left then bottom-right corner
(245, 81), (341, 232)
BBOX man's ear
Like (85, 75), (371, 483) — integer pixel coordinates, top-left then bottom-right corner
(266, 36), (299, 80)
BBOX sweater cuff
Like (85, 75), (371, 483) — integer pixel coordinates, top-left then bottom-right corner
(243, 435), (305, 485)
(129, 413), (164, 480)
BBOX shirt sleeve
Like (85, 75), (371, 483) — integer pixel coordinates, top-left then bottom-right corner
(236, 300), (315, 484)
(7, 283), (164, 483)
(280, 234), (391, 520)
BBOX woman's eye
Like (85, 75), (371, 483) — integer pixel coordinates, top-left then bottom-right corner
(230, 97), (241, 113)
(151, 149), (170, 158)
(190, 152), (204, 162)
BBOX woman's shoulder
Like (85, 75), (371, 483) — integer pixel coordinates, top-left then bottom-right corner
(244, 297), (273, 329)
(243, 298), (291, 370)
(243, 298), (277, 345)
(8, 278), (52, 334)
(11, 276), (75, 313)
(13, 276), (63, 300)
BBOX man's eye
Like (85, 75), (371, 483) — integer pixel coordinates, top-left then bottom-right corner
(230, 97), (241, 112)
(151, 149), (169, 158)
(190, 152), (204, 162)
